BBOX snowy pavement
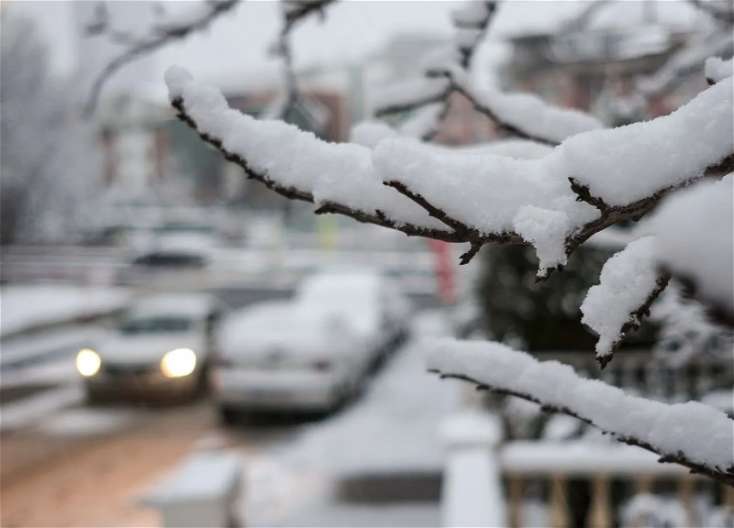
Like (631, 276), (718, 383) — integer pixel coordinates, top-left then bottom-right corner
(237, 310), (463, 526)
(0, 309), (461, 527)
(0, 384), (85, 432)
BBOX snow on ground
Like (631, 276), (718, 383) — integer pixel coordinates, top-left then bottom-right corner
(239, 311), (459, 526)
(281, 341), (462, 475)
(38, 407), (139, 437)
(0, 385), (84, 432)
(1, 323), (107, 371)
(0, 285), (129, 338)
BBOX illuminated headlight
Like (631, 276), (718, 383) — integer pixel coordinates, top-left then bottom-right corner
(76, 348), (102, 377)
(160, 348), (197, 378)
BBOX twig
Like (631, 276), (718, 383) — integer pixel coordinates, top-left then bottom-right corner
(84, 0), (240, 116)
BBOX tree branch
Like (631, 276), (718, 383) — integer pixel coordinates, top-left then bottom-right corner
(85, 0), (240, 116)
(431, 368), (734, 487)
(426, 339), (734, 487)
(170, 96), (462, 242)
(274, 0), (337, 107)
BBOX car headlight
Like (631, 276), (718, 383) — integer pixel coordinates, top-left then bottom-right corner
(76, 348), (101, 377)
(160, 348), (197, 378)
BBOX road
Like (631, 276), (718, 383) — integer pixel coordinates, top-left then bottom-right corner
(0, 245), (452, 526)
(0, 313), (457, 527)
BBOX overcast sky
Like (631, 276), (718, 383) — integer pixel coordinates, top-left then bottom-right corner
(8, 1), (701, 102)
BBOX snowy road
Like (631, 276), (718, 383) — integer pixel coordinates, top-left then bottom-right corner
(0, 312), (460, 527)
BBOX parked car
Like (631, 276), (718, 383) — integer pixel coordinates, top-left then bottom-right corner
(211, 271), (411, 421)
(76, 294), (224, 402)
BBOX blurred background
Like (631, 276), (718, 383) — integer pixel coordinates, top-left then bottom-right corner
(1, 1), (733, 527)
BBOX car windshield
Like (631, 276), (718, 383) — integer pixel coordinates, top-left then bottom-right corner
(119, 316), (192, 334)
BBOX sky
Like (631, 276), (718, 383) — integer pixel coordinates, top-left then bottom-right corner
(7, 1), (701, 102)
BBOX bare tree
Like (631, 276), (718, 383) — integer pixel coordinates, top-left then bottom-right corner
(1, 13), (101, 244)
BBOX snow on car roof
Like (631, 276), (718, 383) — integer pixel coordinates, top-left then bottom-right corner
(221, 301), (292, 335)
(296, 270), (382, 302)
(218, 301), (335, 352)
(129, 294), (217, 319)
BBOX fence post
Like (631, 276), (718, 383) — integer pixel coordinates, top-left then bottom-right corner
(441, 409), (506, 527)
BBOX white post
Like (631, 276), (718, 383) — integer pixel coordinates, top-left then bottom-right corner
(441, 409), (506, 528)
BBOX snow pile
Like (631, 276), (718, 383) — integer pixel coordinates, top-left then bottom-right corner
(427, 338), (734, 472)
(580, 236), (660, 358)
(705, 56), (733, 83)
(646, 175), (734, 316)
(0, 285), (129, 338)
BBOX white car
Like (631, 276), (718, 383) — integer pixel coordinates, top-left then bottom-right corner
(76, 294), (223, 402)
(212, 271), (411, 420)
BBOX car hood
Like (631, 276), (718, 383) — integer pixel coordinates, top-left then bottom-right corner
(95, 332), (204, 365)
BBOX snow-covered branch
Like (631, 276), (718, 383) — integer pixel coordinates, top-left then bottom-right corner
(581, 237), (670, 367)
(85, 0), (239, 115)
(427, 339), (734, 486)
(368, 1), (602, 145)
(165, 67), (461, 243)
(432, 66), (604, 145)
(369, 1), (497, 141)
(167, 69), (732, 271)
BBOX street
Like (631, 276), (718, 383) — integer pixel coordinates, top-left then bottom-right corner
(0, 309), (460, 527)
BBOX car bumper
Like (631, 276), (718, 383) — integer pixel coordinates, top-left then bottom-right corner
(211, 367), (347, 411)
(84, 367), (201, 401)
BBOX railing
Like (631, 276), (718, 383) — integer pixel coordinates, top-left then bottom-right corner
(501, 441), (734, 528)
(441, 413), (734, 528)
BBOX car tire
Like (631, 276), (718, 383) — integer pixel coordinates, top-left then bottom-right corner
(218, 405), (240, 425)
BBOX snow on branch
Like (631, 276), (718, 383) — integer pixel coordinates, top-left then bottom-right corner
(426, 339), (734, 486)
(378, 77), (731, 269)
(433, 66), (604, 145)
(165, 67), (461, 242)
(369, 1), (601, 145)
(637, 31), (733, 96)
(372, 78), (451, 117)
(167, 69), (732, 270)
(369, 1), (496, 141)
(581, 237), (670, 367)
(84, 0), (239, 115)
(646, 175), (734, 325)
